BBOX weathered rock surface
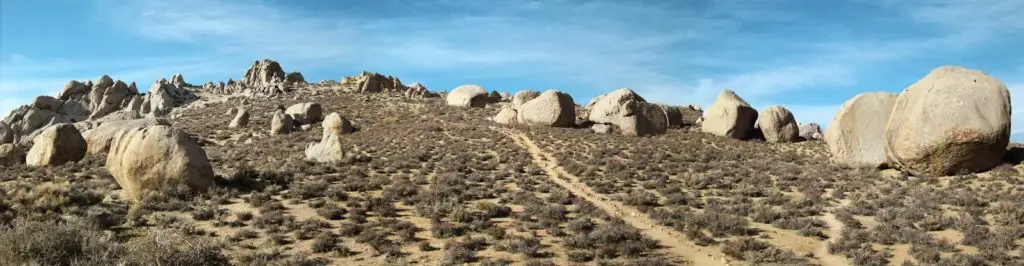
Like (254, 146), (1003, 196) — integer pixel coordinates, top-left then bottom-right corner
(512, 90), (541, 108)
(587, 88), (666, 136)
(285, 102), (323, 125)
(82, 118), (170, 154)
(0, 143), (24, 166)
(33, 96), (61, 112)
(321, 112), (354, 135)
(493, 106), (518, 124)
(799, 123), (823, 140)
(701, 89), (758, 139)
(757, 105), (800, 143)
(0, 122), (13, 144)
(229, 109), (250, 128)
(516, 90), (576, 127)
(243, 59), (286, 88)
(25, 124), (87, 166)
(305, 113), (352, 163)
(106, 125), (215, 201)
(270, 110), (294, 135)
(446, 85), (488, 108)
(884, 66), (1011, 176)
(592, 124), (612, 134)
(824, 92), (898, 168)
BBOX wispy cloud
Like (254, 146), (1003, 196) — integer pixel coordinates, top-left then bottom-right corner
(3, 0), (1022, 133)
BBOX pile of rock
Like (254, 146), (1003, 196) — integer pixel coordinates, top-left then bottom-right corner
(2, 75), (198, 146)
(199, 59), (306, 96)
(492, 89), (576, 127)
(338, 72), (439, 99)
(825, 66), (1011, 176)
(585, 88), (668, 136)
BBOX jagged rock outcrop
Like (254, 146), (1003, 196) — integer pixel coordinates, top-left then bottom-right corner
(25, 124), (87, 166)
(285, 72), (306, 84)
(587, 88), (666, 136)
(825, 92), (897, 168)
(757, 105), (800, 143)
(0, 143), (24, 166)
(89, 79), (135, 120)
(285, 102), (323, 125)
(243, 59), (286, 88)
(447, 85), (489, 108)
(405, 83), (438, 99)
(516, 90), (576, 127)
(170, 74), (189, 89)
(305, 112), (352, 163)
(355, 72), (404, 93)
(106, 125), (215, 201)
(229, 109), (250, 128)
(884, 66), (1011, 176)
(337, 72), (438, 98)
(701, 89), (758, 139)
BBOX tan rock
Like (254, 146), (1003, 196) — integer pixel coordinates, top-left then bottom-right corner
(82, 118), (170, 154)
(229, 109), (250, 128)
(512, 90), (541, 108)
(824, 92), (897, 168)
(587, 88), (665, 136)
(285, 102), (323, 125)
(701, 89), (758, 139)
(757, 105), (800, 143)
(493, 106), (518, 124)
(270, 110), (294, 135)
(322, 112), (354, 135)
(884, 66), (1011, 176)
(446, 85), (488, 107)
(516, 90), (576, 127)
(25, 124), (87, 166)
(106, 125), (215, 201)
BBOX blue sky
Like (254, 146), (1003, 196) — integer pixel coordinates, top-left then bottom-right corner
(2, 0), (1023, 138)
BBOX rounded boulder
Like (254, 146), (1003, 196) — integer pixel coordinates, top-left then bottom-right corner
(884, 66), (1011, 176)
(516, 90), (576, 127)
(106, 125), (215, 201)
(757, 105), (800, 143)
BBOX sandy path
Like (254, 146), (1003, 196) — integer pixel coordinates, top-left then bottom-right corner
(818, 212), (852, 266)
(497, 128), (732, 266)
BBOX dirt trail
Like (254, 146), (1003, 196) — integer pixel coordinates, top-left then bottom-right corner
(818, 212), (851, 266)
(497, 128), (732, 266)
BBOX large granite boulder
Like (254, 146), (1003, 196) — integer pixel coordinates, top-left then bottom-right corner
(884, 66), (1011, 176)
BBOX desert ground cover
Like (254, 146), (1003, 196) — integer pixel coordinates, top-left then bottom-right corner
(0, 82), (1021, 266)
